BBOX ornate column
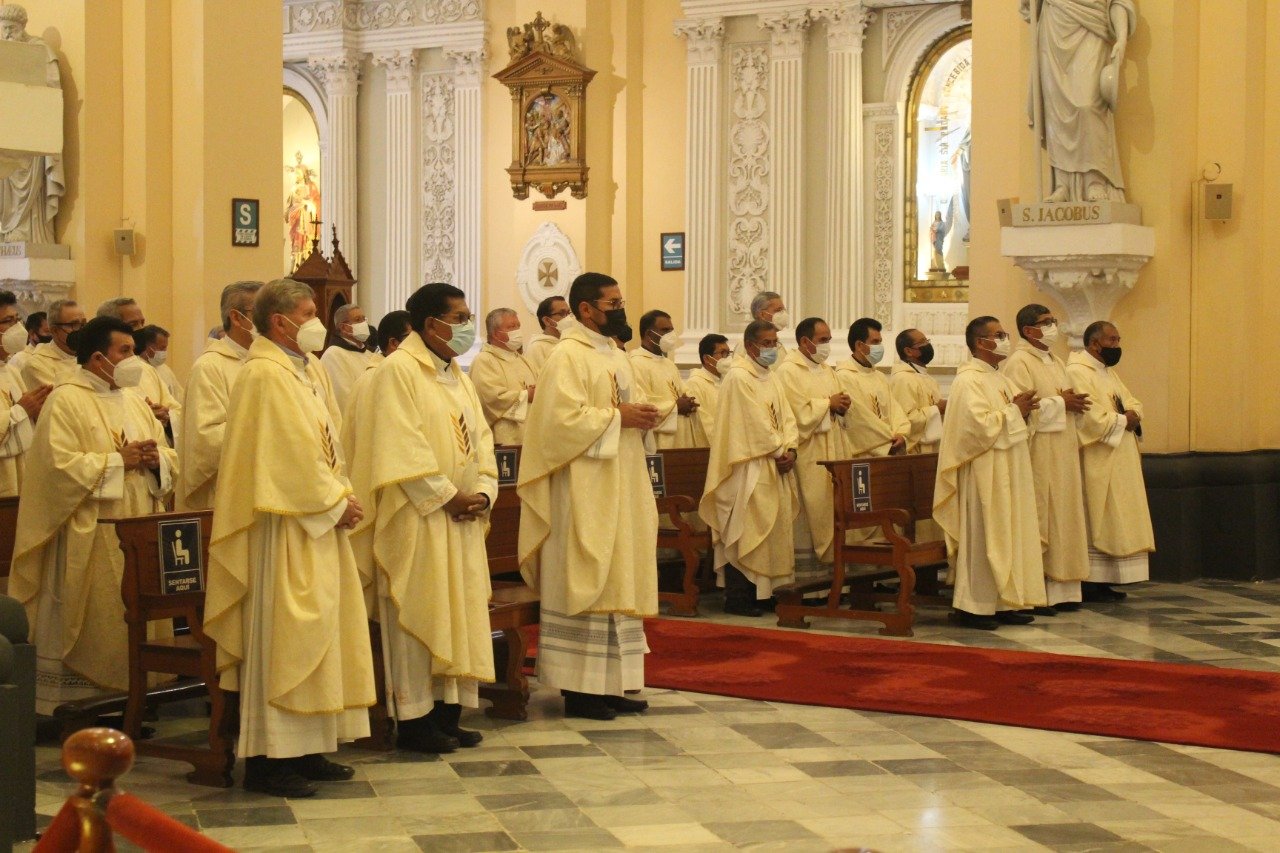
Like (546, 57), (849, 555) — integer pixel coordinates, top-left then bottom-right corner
(760, 10), (810, 319)
(816, 3), (872, 327)
(374, 50), (416, 312)
(674, 18), (725, 342)
(447, 47), (485, 316)
(309, 51), (362, 275)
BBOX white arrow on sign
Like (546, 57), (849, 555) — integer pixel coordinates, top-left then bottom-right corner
(663, 236), (681, 254)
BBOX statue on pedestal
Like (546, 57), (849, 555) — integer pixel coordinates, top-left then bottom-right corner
(0, 4), (65, 244)
(1023, 0), (1137, 203)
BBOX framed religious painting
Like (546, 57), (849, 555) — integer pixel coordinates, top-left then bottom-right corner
(493, 12), (595, 200)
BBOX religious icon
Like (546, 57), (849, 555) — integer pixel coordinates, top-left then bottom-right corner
(284, 151), (321, 271)
(495, 13), (595, 200)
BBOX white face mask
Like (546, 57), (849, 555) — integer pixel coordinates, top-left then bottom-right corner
(109, 355), (146, 388)
(2, 323), (28, 357)
(502, 329), (525, 351)
(866, 343), (885, 365)
(148, 350), (168, 367)
(658, 330), (679, 354)
(1037, 324), (1059, 346)
(349, 320), (371, 342)
(769, 309), (791, 331)
(991, 337), (1012, 358)
(809, 342), (831, 364)
(287, 316), (328, 353)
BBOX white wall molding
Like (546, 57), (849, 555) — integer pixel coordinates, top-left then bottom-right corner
(726, 42), (771, 325)
(307, 50), (363, 274)
(514, 222), (582, 315)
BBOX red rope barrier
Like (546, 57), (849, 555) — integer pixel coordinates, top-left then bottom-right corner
(31, 799), (81, 852)
(105, 793), (233, 853)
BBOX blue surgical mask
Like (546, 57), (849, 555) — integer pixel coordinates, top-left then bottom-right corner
(754, 346), (779, 368)
(867, 343), (885, 365)
(438, 319), (476, 356)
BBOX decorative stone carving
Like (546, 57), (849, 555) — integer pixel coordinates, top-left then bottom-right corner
(882, 7), (929, 69)
(421, 72), (456, 285)
(449, 48), (485, 312)
(514, 222), (581, 314)
(446, 47), (486, 88)
(758, 10), (809, 59)
(1002, 222), (1155, 347)
(868, 109), (896, 325)
(284, 0), (482, 34)
(373, 49), (416, 91)
(309, 51), (362, 95)
(493, 13), (595, 200)
(674, 18), (724, 67)
(816, 2), (873, 52)
(309, 51), (362, 274)
(727, 44), (770, 319)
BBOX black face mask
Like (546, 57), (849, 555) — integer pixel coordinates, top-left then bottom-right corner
(37, 334), (52, 344)
(915, 343), (935, 366)
(598, 307), (633, 343)
(1099, 346), (1122, 367)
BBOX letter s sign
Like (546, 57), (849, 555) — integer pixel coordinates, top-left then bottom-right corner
(231, 198), (259, 247)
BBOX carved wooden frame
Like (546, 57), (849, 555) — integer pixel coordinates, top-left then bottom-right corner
(493, 50), (595, 200)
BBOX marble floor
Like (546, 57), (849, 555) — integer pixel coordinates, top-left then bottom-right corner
(23, 579), (1280, 853)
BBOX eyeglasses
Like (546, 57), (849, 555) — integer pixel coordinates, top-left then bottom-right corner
(54, 320), (85, 331)
(1032, 319), (1057, 327)
(979, 332), (1011, 341)
(436, 314), (473, 324)
(593, 299), (625, 310)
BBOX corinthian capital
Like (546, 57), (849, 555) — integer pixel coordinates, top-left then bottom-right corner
(759, 9), (811, 60)
(814, 2), (874, 53)
(674, 18), (725, 67)
(309, 51), (363, 97)
(445, 46), (488, 88)
(373, 50), (417, 92)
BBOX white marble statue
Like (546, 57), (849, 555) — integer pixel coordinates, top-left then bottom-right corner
(0, 4), (65, 244)
(1022, 0), (1137, 203)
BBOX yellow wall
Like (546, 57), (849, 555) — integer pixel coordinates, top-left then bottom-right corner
(481, 0), (686, 341)
(19, 0), (283, 379)
(970, 0), (1279, 453)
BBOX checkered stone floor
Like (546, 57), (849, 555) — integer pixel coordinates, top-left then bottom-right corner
(22, 579), (1280, 852)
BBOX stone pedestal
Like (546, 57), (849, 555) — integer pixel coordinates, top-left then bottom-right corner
(1001, 222), (1155, 347)
(0, 242), (74, 314)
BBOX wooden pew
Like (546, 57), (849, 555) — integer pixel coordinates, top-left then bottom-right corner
(653, 447), (712, 616)
(774, 453), (947, 637)
(0, 495), (17, 583)
(480, 474), (540, 721)
(106, 511), (234, 787)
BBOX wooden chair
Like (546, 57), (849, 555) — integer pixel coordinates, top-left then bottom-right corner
(774, 453), (947, 637)
(654, 447), (712, 617)
(105, 511), (233, 787)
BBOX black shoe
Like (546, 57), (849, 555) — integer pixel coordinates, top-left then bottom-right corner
(243, 756), (317, 798)
(1029, 606), (1058, 617)
(292, 753), (354, 781)
(1053, 601), (1083, 612)
(562, 690), (617, 721)
(1082, 582), (1126, 602)
(996, 610), (1035, 625)
(724, 601), (764, 617)
(759, 597), (778, 613)
(431, 702), (484, 748)
(603, 695), (649, 713)
(396, 715), (459, 754)
(950, 610), (999, 631)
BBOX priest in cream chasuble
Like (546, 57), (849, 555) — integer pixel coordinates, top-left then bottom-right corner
(699, 321), (800, 616)
(203, 280), (373, 798)
(177, 282), (260, 511)
(1002, 306), (1092, 609)
(9, 317), (176, 714)
(1066, 321), (1154, 598)
(774, 318), (849, 565)
(470, 308), (537, 446)
(518, 273), (659, 722)
(934, 318), (1047, 629)
(347, 286), (497, 753)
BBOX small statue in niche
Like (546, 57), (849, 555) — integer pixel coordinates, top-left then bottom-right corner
(505, 11), (578, 62)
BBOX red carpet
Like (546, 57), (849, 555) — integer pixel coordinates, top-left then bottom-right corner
(638, 618), (1280, 755)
